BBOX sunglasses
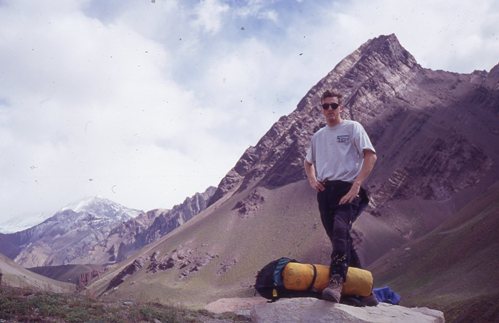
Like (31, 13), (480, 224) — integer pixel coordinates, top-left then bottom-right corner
(321, 103), (339, 110)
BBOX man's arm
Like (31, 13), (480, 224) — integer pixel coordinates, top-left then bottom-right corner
(304, 159), (325, 192)
(339, 150), (377, 205)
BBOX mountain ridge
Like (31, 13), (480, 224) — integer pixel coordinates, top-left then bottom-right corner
(9, 198), (140, 267)
(0, 187), (217, 268)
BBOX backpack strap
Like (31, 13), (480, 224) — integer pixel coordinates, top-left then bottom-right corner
(307, 264), (318, 292)
(270, 258), (295, 301)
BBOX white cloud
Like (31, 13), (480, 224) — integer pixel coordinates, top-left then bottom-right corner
(330, 0), (499, 72)
(0, 0), (234, 227)
(259, 10), (278, 23)
(192, 0), (229, 34)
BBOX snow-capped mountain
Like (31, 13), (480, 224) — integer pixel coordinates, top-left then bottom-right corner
(0, 197), (143, 267)
(60, 196), (142, 221)
(0, 190), (217, 267)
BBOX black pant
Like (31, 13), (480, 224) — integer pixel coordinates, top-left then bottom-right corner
(317, 180), (368, 280)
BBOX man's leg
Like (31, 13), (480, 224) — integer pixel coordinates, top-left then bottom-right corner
(323, 202), (360, 302)
(349, 193), (365, 268)
(317, 186), (338, 252)
(338, 195), (363, 269)
(349, 242), (362, 268)
(329, 206), (352, 279)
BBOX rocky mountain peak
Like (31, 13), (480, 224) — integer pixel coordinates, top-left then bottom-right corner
(209, 33), (497, 212)
(60, 196), (142, 221)
(209, 34), (420, 205)
(360, 33), (416, 64)
(330, 33), (419, 82)
(314, 34), (421, 121)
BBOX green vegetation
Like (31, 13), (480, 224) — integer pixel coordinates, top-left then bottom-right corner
(0, 286), (250, 322)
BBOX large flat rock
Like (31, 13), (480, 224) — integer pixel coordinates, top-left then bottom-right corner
(250, 297), (444, 323)
(205, 297), (268, 315)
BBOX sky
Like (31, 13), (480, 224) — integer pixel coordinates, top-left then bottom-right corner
(0, 0), (498, 232)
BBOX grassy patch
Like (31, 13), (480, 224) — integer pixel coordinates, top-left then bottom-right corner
(0, 286), (250, 322)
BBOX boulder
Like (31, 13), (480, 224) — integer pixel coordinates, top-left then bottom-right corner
(205, 297), (268, 317)
(250, 297), (444, 323)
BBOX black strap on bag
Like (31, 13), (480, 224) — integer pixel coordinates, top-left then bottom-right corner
(307, 264), (318, 292)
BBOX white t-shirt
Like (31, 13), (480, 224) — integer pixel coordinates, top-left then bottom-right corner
(305, 120), (375, 182)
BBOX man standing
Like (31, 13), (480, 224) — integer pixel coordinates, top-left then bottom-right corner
(304, 90), (377, 302)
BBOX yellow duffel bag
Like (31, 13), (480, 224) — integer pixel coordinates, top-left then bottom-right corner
(282, 262), (373, 297)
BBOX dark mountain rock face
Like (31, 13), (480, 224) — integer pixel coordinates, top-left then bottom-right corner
(210, 34), (499, 229)
(110, 186), (217, 262)
(143, 186), (217, 245)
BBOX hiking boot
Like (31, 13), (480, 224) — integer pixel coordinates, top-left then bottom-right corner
(322, 274), (343, 302)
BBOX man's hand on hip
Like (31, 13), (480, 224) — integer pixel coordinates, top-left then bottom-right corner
(339, 182), (361, 205)
(309, 178), (326, 192)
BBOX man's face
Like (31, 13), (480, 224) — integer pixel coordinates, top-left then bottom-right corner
(321, 96), (342, 125)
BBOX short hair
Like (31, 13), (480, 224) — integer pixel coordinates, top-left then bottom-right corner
(321, 90), (343, 104)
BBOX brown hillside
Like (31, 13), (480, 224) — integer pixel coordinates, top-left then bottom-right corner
(370, 181), (499, 322)
(0, 253), (74, 293)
